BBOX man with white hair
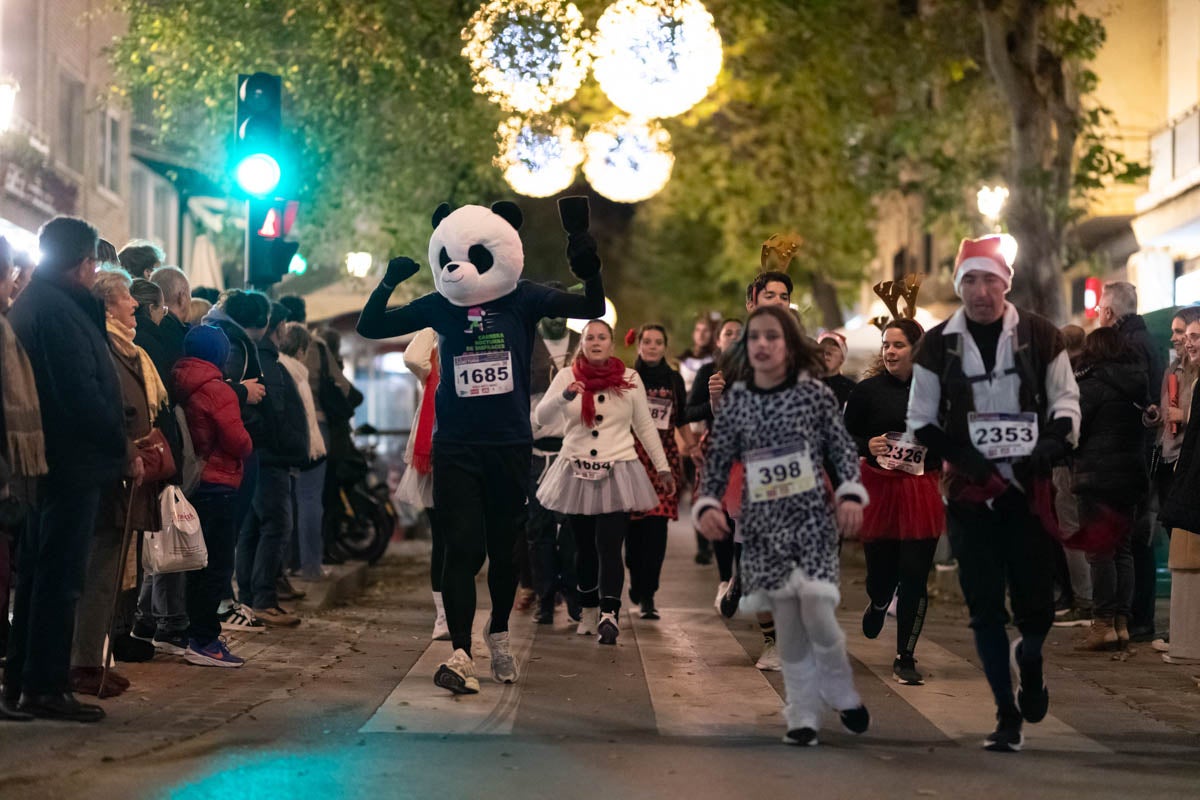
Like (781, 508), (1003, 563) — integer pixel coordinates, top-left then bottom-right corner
(907, 236), (1080, 752)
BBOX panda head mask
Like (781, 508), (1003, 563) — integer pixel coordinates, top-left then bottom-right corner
(427, 201), (524, 308)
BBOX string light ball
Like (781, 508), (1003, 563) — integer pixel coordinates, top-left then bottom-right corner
(493, 116), (585, 198)
(462, 0), (592, 114)
(582, 116), (675, 203)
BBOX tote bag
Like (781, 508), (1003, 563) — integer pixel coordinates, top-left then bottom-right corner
(143, 486), (207, 574)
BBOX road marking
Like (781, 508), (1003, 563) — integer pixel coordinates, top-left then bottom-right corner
(360, 613), (536, 735)
(630, 608), (783, 737)
(844, 612), (1111, 753)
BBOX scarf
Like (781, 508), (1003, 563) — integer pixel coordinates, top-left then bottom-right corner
(279, 354), (327, 461)
(634, 356), (675, 391)
(572, 355), (634, 428)
(106, 316), (168, 414)
(0, 314), (47, 477)
(412, 350), (439, 474)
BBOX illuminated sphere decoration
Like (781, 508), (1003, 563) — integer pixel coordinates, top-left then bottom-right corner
(582, 116), (675, 204)
(493, 116), (585, 198)
(592, 0), (723, 119)
(462, 0), (592, 114)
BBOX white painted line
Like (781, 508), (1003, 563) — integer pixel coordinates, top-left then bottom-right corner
(631, 608), (783, 737)
(843, 612), (1111, 753)
(360, 613), (536, 735)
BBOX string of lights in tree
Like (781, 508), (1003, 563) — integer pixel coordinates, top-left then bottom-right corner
(582, 116), (675, 203)
(493, 116), (585, 198)
(461, 0), (592, 114)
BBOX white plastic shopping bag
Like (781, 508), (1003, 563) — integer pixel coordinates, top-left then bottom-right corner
(142, 486), (207, 574)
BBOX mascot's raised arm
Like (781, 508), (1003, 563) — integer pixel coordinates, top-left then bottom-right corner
(356, 197), (604, 697)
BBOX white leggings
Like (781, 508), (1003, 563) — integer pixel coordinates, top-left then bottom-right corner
(771, 587), (862, 731)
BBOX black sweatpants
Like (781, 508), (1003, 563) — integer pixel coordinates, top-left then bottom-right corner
(571, 512), (629, 614)
(626, 516), (669, 601)
(433, 443), (530, 655)
(863, 538), (938, 656)
(427, 507), (445, 594)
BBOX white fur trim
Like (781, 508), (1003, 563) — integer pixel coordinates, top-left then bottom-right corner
(835, 481), (869, 506)
(953, 255), (1012, 296)
(692, 496), (723, 523)
(739, 568), (842, 614)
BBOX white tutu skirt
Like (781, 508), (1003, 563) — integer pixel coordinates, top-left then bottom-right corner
(537, 457), (659, 516)
(394, 464), (433, 510)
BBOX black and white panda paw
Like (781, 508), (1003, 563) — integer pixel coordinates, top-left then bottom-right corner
(566, 231), (602, 280)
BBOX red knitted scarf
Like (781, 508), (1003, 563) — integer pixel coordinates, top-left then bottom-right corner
(411, 354), (439, 474)
(572, 355), (634, 428)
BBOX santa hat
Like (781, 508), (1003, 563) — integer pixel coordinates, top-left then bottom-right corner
(818, 331), (848, 359)
(953, 236), (1012, 296)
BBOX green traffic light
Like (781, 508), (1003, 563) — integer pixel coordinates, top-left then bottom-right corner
(235, 153), (281, 196)
(288, 253), (307, 275)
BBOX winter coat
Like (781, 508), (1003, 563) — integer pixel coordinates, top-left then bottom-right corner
(172, 357), (253, 489)
(7, 271), (125, 487)
(255, 337), (310, 468)
(1113, 314), (1164, 408)
(97, 342), (163, 532)
(134, 308), (187, 396)
(1162, 383), (1200, 535)
(1073, 358), (1149, 507)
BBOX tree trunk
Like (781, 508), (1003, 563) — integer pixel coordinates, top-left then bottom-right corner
(809, 272), (844, 332)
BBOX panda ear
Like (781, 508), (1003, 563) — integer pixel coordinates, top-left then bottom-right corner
(491, 201), (523, 232)
(432, 203), (452, 229)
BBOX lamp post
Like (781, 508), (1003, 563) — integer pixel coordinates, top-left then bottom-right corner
(0, 76), (20, 133)
(976, 184), (1019, 266)
(345, 251), (373, 279)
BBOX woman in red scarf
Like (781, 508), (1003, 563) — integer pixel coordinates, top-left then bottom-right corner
(535, 320), (674, 645)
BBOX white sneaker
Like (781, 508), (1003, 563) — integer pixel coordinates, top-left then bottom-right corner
(576, 607), (600, 636)
(434, 648), (480, 694)
(219, 603), (266, 633)
(714, 581), (730, 611)
(597, 611), (619, 645)
(483, 617), (519, 684)
(756, 640), (782, 671)
(431, 612), (450, 641)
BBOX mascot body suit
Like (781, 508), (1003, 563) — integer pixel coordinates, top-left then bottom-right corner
(357, 198), (604, 694)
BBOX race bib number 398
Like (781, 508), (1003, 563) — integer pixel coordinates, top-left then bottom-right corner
(453, 352), (513, 398)
(968, 412), (1038, 461)
(745, 444), (815, 503)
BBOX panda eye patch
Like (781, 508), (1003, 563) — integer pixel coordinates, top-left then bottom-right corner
(438, 247), (451, 269)
(468, 244), (494, 275)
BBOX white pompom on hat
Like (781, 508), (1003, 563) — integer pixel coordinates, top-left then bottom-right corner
(953, 236), (1013, 297)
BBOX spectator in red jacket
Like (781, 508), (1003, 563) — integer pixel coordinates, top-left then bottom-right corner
(172, 325), (253, 667)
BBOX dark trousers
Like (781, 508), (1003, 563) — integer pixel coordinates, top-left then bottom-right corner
(237, 464), (292, 610)
(571, 512), (629, 614)
(427, 507), (445, 593)
(187, 486), (239, 644)
(224, 450), (258, 602)
(526, 454), (576, 601)
(1130, 500), (1157, 633)
(1088, 519), (1135, 620)
(4, 479), (102, 697)
(626, 516), (669, 600)
(863, 538), (938, 656)
(433, 443), (530, 655)
(713, 515), (737, 582)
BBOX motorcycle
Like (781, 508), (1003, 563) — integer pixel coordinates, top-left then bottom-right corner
(323, 424), (398, 565)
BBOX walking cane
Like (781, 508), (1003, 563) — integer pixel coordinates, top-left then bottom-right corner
(98, 481), (139, 699)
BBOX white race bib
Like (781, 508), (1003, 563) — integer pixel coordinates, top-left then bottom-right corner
(453, 351), (513, 398)
(877, 433), (927, 476)
(745, 443), (815, 503)
(968, 412), (1038, 461)
(571, 458), (613, 481)
(647, 396), (673, 431)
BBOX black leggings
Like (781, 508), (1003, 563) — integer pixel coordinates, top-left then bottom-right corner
(427, 507), (445, 594)
(713, 515), (737, 582)
(626, 516), (669, 600)
(863, 538), (938, 656)
(433, 444), (529, 655)
(571, 512), (629, 614)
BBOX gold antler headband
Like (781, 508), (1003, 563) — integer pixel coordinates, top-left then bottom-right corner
(760, 232), (803, 273)
(871, 273), (923, 331)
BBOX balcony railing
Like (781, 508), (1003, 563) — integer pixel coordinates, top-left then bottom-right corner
(1149, 105), (1200, 194)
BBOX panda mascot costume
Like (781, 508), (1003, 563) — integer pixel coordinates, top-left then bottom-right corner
(357, 197), (604, 695)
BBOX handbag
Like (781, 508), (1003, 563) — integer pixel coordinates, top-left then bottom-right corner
(135, 427), (177, 483)
(142, 486), (207, 574)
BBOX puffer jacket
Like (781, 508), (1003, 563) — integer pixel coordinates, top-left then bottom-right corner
(172, 356), (253, 489)
(1072, 358), (1149, 506)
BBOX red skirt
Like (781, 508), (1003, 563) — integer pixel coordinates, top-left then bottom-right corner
(859, 460), (945, 541)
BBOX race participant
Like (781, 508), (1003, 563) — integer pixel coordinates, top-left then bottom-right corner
(694, 305), (870, 747)
(626, 324), (696, 620)
(843, 318), (944, 685)
(907, 236), (1080, 752)
(818, 332), (856, 408)
(534, 320), (674, 645)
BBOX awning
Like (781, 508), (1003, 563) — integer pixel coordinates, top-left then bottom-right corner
(1132, 182), (1200, 257)
(132, 152), (225, 199)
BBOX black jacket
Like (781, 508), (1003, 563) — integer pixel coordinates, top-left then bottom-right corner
(134, 309), (187, 396)
(1073, 359), (1149, 506)
(1162, 384), (1200, 534)
(1113, 314), (1163, 408)
(844, 371), (943, 470)
(8, 271), (126, 486)
(255, 337), (310, 468)
(684, 360), (717, 424)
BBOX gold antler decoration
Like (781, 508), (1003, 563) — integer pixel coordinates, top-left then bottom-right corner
(760, 232), (804, 273)
(872, 273), (923, 331)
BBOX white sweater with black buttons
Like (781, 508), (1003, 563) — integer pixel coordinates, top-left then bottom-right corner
(535, 367), (670, 472)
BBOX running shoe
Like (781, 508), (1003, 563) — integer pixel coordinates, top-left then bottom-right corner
(839, 705), (870, 735)
(639, 596), (660, 621)
(713, 580), (730, 611)
(576, 607), (599, 636)
(782, 727), (818, 746)
(861, 602), (887, 639)
(1011, 638), (1049, 724)
(483, 617), (519, 684)
(717, 575), (741, 619)
(253, 605), (301, 627)
(983, 712), (1023, 752)
(184, 637), (245, 668)
(130, 620), (156, 644)
(1152, 637), (1170, 653)
(893, 654), (924, 686)
(434, 648), (480, 695)
(1051, 606), (1092, 627)
(152, 632), (189, 656)
(755, 640), (782, 672)
(598, 612), (619, 645)
(219, 603), (266, 633)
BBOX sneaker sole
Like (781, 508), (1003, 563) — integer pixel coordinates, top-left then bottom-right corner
(983, 734), (1024, 752)
(894, 673), (925, 686)
(1051, 620), (1092, 627)
(221, 622), (266, 633)
(434, 665), (480, 695)
(782, 733), (819, 746)
(597, 621), (619, 645)
(153, 642), (189, 656)
(185, 652), (244, 668)
(756, 661), (782, 672)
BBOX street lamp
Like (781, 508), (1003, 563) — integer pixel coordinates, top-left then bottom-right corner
(0, 76), (20, 133)
(976, 185), (1008, 227)
(345, 251), (373, 279)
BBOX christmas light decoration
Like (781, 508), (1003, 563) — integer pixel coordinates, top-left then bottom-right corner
(493, 116), (585, 197)
(582, 116), (674, 203)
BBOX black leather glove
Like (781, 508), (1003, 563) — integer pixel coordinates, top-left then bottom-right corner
(566, 231), (601, 280)
(1029, 417), (1072, 476)
(383, 256), (419, 288)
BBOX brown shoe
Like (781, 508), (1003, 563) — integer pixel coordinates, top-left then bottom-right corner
(1114, 615), (1130, 649)
(68, 666), (127, 698)
(1075, 618), (1120, 652)
(253, 606), (301, 627)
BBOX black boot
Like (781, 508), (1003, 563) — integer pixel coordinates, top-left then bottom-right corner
(0, 689), (32, 722)
(639, 594), (659, 620)
(18, 691), (105, 723)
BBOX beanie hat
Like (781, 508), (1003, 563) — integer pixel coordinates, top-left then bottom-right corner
(953, 236), (1013, 296)
(183, 324), (230, 369)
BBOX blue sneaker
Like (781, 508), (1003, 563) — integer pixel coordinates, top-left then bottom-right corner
(184, 637), (245, 668)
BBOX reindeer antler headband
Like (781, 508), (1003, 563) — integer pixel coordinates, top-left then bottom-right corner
(760, 233), (803, 273)
(870, 273), (923, 332)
